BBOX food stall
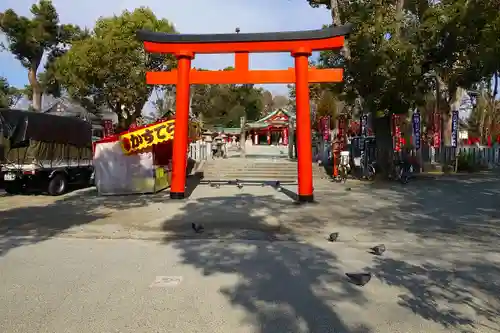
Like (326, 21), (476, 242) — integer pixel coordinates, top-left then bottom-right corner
(93, 119), (177, 195)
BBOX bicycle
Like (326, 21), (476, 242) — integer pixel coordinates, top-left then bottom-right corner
(393, 160), (414, 184)
(366, 161), (376, 181)
(337, 163), (349, 183)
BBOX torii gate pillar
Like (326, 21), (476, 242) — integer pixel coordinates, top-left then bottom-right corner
(293, 50), (314, 201)
(170, 52), (193, 198)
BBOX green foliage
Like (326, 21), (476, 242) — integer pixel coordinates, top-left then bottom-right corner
(53, 7), (177, 128)
(181, 67), (267, 127)
(0, 77), (21, 108)
(307, 0), (500, 151)
(0, 0), (83, 110)
(151, 86), (176, 120)
(191, 83), (265, 128)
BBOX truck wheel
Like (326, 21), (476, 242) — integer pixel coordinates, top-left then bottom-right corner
(48, 174), (68, 196)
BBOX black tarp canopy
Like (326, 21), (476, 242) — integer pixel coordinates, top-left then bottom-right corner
(0, 109), (92, 148)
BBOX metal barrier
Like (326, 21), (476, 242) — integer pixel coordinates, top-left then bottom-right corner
(359, 145), (500, 168)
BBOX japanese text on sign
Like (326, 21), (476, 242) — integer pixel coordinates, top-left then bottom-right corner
(412, 111), (421, 150)
(120, 120), (175, 154)
(451, 110), (459, 148)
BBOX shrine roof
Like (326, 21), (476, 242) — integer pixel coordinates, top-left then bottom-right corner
(245, 108), (294, 128)
(255, 108), (294, 122)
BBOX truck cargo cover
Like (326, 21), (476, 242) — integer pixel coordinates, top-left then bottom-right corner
(0, 109), (92, 148)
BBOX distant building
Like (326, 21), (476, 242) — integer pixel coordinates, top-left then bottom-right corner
(41, 98), (117, 139)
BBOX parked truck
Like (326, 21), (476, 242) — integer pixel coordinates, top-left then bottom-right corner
(0, 109), (94, 195)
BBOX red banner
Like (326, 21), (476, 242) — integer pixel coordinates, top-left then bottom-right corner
(337, 115), (346, 137)
(283, 128), (289, 145)
(337, 115), (346, 151)
(103, 119), (114, 137)
(393, 114), (401, 152)
(433, 112), (441, 148)
(322, 116), (330, 140)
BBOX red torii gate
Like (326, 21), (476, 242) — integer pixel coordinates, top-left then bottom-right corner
(137, 24), (352, 202)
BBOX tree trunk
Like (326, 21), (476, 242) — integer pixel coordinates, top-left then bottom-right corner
(479, 105), (486, 144)
(395, 0), (405, 37)
(288, 119), (295, 159)
(330, 0), (351, 59)
(28, 67), (42, 111)
(371, 0), (404, 179)
(373, 113), (393, 179)
(446, 86), (463, 145)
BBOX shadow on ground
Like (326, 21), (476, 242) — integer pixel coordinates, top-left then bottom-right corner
(333, 175), (500, 332)
(2, 166), (500, 332)
(0, 186), (173, 256)
(158, 188), (380, 333)
(333, 175), (500, 246)
(162, 174), (500, 332)
(162, 193), (373, 332)
(173, 239), (373, 333)
(365, 256), (500, 333)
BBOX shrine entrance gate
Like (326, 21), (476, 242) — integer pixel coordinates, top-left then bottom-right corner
(137, 24), (352, 202)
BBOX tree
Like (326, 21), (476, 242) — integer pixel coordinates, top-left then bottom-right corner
(272, 95), (289, 110)
(316, 89), (339, 124)
(0, 0), (82, 110)
(305, 0), (500, 167)
(0, 77), (22, 108)
(188, 68), (265, 128)
(306, 0), (430, 175)
(151, 85), (176, 120)
(260, 90), (273, 115)
(260, 90), (289, 115)
(53, 7), (177, 130)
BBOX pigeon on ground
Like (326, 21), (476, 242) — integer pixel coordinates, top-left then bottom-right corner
(275, 180), (280, 187)
(215, 183), (220, 188)
(370, 244), (386, 256)
(237, 182), (243, 189)
(328, 232), (339, 242)
(191, 223), (204, 233)
(345, 273), (372, 286)
(345, 187), (352, 191)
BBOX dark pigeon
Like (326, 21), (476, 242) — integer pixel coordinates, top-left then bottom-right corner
(191, 223), (204, 233)
(328, 232), (339, 242)
(345, 273), (372, 286)
(370, 244), (386, 256)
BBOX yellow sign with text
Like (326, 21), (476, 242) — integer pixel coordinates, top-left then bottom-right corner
(120, 119), (175, 154)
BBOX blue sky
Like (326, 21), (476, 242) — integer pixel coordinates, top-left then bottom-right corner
(0, 0), (332, 99)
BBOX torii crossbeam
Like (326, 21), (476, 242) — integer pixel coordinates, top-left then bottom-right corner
(137, 24), (352, 202)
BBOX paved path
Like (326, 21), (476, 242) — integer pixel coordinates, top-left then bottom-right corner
(1, 174), (500, 332)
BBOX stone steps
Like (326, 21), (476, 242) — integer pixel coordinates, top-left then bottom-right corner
(202, 158), (329, 182)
